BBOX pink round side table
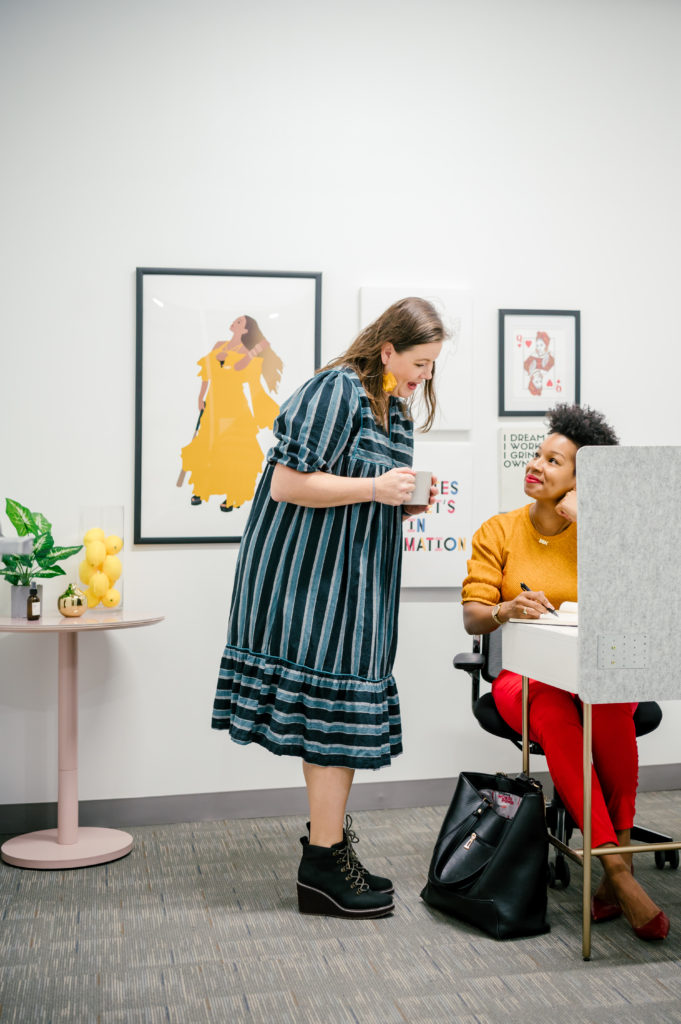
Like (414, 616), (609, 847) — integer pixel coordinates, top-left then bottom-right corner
(0, 611), (163, 869)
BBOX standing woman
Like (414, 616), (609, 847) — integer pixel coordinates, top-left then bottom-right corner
(212, 297), (445, 919)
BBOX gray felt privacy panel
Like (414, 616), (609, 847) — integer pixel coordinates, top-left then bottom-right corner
(577, 445), (681, 702)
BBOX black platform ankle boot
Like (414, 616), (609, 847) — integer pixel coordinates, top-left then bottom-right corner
(305, 819), (394, 894)
(297, 837), (394, 919)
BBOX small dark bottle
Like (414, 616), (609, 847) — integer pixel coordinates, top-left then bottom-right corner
(27, 584), (41, 621)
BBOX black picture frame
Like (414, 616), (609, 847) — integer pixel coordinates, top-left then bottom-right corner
(498, 309), (580, 417)
(134, 267), (322, 544)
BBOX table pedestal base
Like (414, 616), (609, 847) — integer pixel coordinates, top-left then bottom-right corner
(1, 827), (132, 869)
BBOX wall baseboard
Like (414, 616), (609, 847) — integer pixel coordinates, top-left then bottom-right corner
(1, 764), (679, 836)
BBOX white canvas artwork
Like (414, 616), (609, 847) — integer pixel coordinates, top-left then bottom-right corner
(401, 442), (473, 588)
(359, 287), (473, 431)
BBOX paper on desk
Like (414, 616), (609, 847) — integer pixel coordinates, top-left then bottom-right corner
(509, 602), (578, 626)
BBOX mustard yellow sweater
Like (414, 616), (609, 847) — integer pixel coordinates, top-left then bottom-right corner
(461, 504), (577, 609)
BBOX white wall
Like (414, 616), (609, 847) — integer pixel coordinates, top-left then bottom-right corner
(1, 0), (680, 807)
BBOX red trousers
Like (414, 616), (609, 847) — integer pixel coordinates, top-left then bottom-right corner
(492, 670), (638, 848)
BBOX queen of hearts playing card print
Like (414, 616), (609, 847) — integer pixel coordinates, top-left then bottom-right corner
(499, 309), (580, 416)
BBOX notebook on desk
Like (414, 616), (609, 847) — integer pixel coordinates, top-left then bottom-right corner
(509, 601), (578, 626)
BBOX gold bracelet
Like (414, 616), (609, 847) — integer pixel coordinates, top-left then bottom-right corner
(491, 603), (503, 626)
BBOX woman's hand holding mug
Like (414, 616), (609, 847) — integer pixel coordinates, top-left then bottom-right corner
(374, 468), (416, 507)
(403, 472), (437, 516)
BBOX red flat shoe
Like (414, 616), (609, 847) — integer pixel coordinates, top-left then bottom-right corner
(633, 910), (670, 941)
(591, 895), (622, 923)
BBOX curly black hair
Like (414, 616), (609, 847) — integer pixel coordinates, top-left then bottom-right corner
(545, 403), (619, 448)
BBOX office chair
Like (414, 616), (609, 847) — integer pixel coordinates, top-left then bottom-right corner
(454, 628), (679, 888)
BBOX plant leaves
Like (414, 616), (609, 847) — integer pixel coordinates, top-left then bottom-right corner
(2, 573), (24, 586)
(5, 498), (37, 537)
(1, 556), (34, 585)
(39, 544), (83, 566)
(32, 533), (54, 558)
(31, 566), (66, 578)
(3, 553), (36, 570)
(0, 559), (32, 584)
(32, 512), (52, 536)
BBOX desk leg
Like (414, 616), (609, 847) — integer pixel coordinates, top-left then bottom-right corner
(522, 675), (530, 775)
(582, 701), (593, 960)
(0, 633), (133, 870)
(58, 631), (79, 844)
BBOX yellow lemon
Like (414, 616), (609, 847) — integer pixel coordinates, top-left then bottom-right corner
(83, 527), (105, 545)
(78, 559), (95, 585)
(105, 534), (123, 555)
(86, 587), (100, 608)
(102, 587), (121, 608)
(102, 555), (122, 583)
(91, 571), (110, 598)
(85, 540), (106, 567)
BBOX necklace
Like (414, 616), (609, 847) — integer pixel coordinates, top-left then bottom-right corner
(529, 503), (570, 543)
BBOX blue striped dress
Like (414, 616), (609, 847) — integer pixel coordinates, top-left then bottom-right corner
(211, 366), (413, 769)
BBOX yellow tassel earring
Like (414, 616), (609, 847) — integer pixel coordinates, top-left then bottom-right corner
(382, 371), (397, 393)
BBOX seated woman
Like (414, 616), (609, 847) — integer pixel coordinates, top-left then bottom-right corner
(461, 404), (669, 941)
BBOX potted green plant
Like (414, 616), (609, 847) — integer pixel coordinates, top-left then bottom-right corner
(1, 498), (83, 618)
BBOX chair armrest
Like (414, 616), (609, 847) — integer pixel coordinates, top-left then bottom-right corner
(453, 651), (485, 707)
(453, 653), (485, 673)
(633, 701), (662, 738)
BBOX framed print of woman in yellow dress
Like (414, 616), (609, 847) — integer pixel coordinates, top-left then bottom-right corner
(181, 316), (283, 512)
(134, 267), (321, 545)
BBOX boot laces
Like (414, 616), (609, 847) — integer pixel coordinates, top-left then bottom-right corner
(332, 834), (369, 893)
(343, 815), (370, 884)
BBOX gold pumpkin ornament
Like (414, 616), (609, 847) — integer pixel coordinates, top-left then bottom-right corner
(58, 583), (88, 618)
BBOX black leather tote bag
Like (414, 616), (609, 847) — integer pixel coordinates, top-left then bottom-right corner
(421, 771), (550, 939)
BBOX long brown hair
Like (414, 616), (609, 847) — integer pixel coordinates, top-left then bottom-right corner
(323, 297), (446, 430)
(241, 315), (283, 393)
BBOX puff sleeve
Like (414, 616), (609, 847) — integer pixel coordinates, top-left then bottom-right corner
(460, 515), (507, 606)
(268, 370), (361, 474)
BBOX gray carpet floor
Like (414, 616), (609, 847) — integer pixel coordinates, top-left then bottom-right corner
(2, 792), (681, 1023)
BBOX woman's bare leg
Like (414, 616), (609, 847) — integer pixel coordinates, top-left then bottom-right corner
(303, 762), (354, 847)
(593, 829), (632, 902)
(597, 835), (662, 929)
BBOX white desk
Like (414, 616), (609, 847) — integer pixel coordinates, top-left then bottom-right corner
(503, 619), (681, 959)
(504, 622), (578, 692)
(0, 612), (163, 869)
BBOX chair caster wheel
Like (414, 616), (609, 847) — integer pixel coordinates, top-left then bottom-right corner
(655, 849), (680, 870)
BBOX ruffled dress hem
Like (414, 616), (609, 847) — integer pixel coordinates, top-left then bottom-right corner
(221, 729), (403, 771)
(211, 644), (403, 770)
